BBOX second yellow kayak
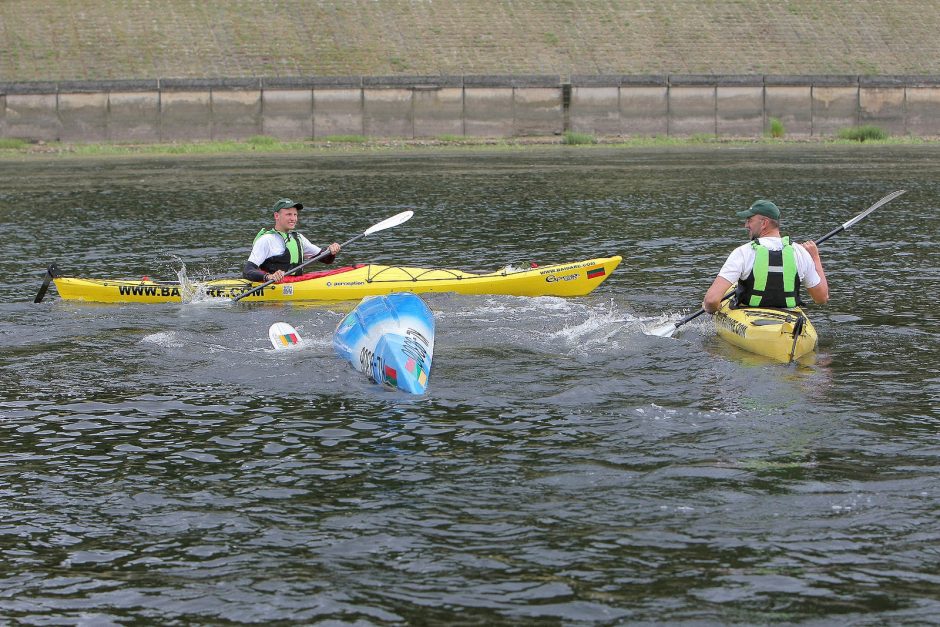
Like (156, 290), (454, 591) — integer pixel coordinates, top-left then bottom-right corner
(713, 299), (817, 363)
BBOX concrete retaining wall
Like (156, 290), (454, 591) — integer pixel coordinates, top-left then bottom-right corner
(3, 75), (940, 142)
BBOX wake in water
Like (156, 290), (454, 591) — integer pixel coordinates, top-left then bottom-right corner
(140, 330), (184, 348)
(550, 298), (639, 350)
(432, 295), (658, 357)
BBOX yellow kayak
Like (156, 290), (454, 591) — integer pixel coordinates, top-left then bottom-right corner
(713, 298), (817, 363)
(49, 256), (622, 304)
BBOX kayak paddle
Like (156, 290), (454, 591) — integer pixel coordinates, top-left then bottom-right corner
(33, 263), (60, 303)
(269, 322), (303, 349)
(232, 210), (414, 303)
(646, 189), (907, 338)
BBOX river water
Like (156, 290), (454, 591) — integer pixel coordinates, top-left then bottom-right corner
(1, 146), (937, 624)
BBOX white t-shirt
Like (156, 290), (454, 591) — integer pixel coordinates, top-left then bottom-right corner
(247, 231), (323, 266)
(718, 237), (821, 288)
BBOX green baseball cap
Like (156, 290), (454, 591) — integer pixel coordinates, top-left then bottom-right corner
(272, 198), (304, 212)
(736, 199), (780, 220)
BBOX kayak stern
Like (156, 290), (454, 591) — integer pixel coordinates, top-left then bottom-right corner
(714, 304), (817, 363)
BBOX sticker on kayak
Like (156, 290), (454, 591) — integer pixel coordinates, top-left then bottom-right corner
(405, 356), (428, 387)
(383, 364), (398, 386)
(587, 267), (606, 279)
(401, 328), (431, 379)
(714, 312), (748, 337)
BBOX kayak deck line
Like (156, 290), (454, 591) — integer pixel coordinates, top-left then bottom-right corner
(364, 259), (609, 282)
(366, 265), (477, 282)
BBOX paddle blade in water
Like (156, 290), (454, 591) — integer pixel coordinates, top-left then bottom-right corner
(646, 322), (681, 338)
(268, 322), (303, 350)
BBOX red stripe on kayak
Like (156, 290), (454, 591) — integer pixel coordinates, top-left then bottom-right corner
(279, 264), (367, 283)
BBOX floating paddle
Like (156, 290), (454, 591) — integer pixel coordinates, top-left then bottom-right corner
(646, 189), (907, 338)
(269, 322), (303, 349)
(232, 210), (414, 303)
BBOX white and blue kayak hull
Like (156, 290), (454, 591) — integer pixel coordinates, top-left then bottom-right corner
(333, 292), (435, 394)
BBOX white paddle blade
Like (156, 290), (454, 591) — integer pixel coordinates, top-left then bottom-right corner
(268, 322), (303, 350)
(364, 210), (413, 236)
(842, 189), (906, 231)
(646, 322), (680, 338)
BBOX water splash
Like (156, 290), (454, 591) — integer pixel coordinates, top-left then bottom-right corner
(551, 298), (638, 350)
(499, 263), (541, 274)
(174, 259), (198, 303)
(167, 254), (230, 305)
(141, 330), (183, 348)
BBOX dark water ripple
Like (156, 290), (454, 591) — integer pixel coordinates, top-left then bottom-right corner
(0, 147), (938, 623)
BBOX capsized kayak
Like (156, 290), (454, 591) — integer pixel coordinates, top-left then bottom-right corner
(45, 256), (622, 303)
(713, 298), (817, 363)
(333, 292), (434, 394)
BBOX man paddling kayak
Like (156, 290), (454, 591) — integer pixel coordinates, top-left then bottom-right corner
(242, 198), (342, 283)
(702, 199), (829, 313)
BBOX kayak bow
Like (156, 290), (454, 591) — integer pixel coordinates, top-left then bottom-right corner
(333, 292), (435, 394)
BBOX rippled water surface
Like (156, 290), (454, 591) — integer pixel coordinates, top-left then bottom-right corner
(1, 146), (938, 624)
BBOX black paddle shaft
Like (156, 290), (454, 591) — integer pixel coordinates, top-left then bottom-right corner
(814, 224), (845, 246)
(33, 263), (60, 303)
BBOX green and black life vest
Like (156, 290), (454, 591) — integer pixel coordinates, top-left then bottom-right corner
(254, 228), (303, 273)
(736, 237), (802, 309)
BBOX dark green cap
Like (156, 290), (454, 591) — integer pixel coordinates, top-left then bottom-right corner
(736, 199), (780, 220)
(272, 198), (303, 212)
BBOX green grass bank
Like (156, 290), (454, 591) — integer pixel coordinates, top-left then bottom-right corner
(1, 134), (934, 162)
(3, 1), (940, 81)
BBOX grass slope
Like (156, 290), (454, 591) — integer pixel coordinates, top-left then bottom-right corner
(1, 0), (939, 81)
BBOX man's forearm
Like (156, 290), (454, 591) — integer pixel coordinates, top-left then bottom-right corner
(242, 261), (267, 282)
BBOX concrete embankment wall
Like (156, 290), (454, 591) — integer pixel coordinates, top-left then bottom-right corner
(3, 75), (940, 142)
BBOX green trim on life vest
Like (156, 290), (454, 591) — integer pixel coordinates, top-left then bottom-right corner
(749, 244), (770, 306)
(781, 237), (797, 308)
(255, 228), (302, 265)
(748, 236), (798, 308)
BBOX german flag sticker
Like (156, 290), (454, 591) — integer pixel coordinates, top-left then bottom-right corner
(587, 267), (605, 279)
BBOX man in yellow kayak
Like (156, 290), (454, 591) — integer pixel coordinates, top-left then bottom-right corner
(702, 199), (829, 313)
(242, 198), (342, 283)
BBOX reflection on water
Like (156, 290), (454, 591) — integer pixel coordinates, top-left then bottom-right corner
(0, 147), (938, 623)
